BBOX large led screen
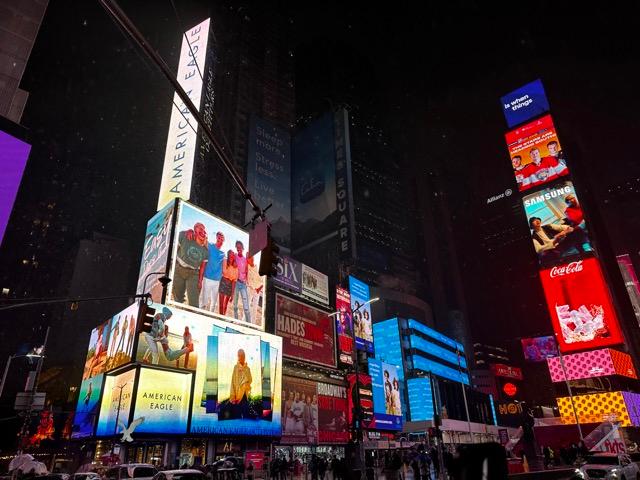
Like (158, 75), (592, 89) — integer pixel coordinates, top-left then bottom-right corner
(71, 374), (104, 438)
(96, 368), (136, 436)
(281, 377), (349, 445)
(246, 115), (291, 247)
(520, 336), (558, 362)
(540, 258), (624, 352)
(132, 368), (192, 434)
(368, 359), (403, 431)
(349, 276), (373, 353)
(136, 202), (174, 302)
(157, 18), (210, 210)
(347, 373), (374, 430)
(168, 201), (265, 330)
(335, 287), (354, 366)
(0, 129), (31, 246)
(547, 348), (637, 382)
(291, 112), (337, 249)
(523, 180), (593, 267)
(505, 114), (569, 192)
(407, 377), (433, 422)
(275, 294), (335, 368)
(500, 79), (550, 128)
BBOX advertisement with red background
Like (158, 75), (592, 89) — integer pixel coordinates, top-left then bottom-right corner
(275, 294), (336, 368)
(491, 364), (523, 380)
(540, 258), (624, 352)
(505, 114), (569, 192)
(347, 373), (375, 430)
(336, 287), (354, 366)
(317, 382), (349, 443)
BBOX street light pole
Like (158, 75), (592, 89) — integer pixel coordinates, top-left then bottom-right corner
(455, 348), (473, 443)
(330, 296), (378, 480)
(111, 382), (128, 462)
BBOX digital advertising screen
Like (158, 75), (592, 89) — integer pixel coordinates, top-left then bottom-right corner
(520, 336), (559, 362)
(349, 276), (374, 353)
(291, 112), (337, 250)
(246, 115), (291, 247)
(274, 255), (302, 293)
(168, 201), (265, 330)
(157, 18), (210, 210)
(540, 258), (624, 352)
(368, 359), (403, 431)
(523, 180), (594, 267)
(71, 373), (104, 438)
(347, 373), (374, 430)
(81, 303), (139, 381)
(407, 377), (433, 422)
(275, 294), (336, 368)
(281, 376), (318, 444)
(505, 114), (569, 192)
(96, 368), (136, 436)
(335, 287), (354, 366)
(132, 368), (192, 434)
(136, 201), (174, 302)
(547, 348), (637, 382)
(500, 79), (550, 128)
(317, 382), (349, 444)
(301, 264), (329, 306)
(0, 128), (31, 246)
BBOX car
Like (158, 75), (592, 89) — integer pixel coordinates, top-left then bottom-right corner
(72, 473), (102, 480)
(151, 469), (206, 480)
(574, 452), (640, 479)
(37, 475), (70, 480)
(105, 464), (157, 480)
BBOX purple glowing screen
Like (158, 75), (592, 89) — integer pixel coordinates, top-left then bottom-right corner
(0, 129), (30, 245)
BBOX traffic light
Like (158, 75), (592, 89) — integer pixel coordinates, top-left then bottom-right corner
(258, 231), (281, 277)
(137, 303), (156, 334)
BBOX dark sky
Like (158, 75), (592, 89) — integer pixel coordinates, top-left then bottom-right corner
(14, 1), (640, 347)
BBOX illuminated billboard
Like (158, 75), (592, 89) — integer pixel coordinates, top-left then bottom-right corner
(335, 287), (354, 366)
(491, 364), (523, 381)
(71, 374), (104, 439)
(407, 377), (433, 422)
(275, 294), (336, 368)
(157, 18), (210, 210)
(302, 264), (329, 306)
(96, 368), (136, 436)
(347, 373), (374, 430)
(168, 201), (265, 330)
(521, 336), (558, 362)
(500, 79), (550, 128)
(368, 359), (403, 431)
(547, 348), (637, 382)
(0, 128), (31, 246)
(281, 377), (349, 445)
(505, 114), (569, 192)
(136, 201), (175, 302)
(540, 258), (624, 352)
(81, 303), (139, 381)
(246, 115), (291, 246)
(291, 112), (337, 249)
(557, 391), (640, 427)
(349, 276), (373, 353)
(523, 180), (593, 267)
(132, 368), (192, 434)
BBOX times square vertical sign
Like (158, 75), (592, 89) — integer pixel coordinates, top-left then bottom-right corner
(501, 80), (624, 353)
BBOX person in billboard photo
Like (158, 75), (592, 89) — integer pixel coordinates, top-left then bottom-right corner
(290, 392), (306, 433)
(84, 381), (93, 407)
(173, 222), (210, 307)
(109, 316), (120, 357)
(392, 378), (402, 416)
(337, 307), (352, 336)
(233, 241), (252, 323)
(564, 193), (585, 228)
(353, 301), (363, 337)
(199, 231), (226, 313)
(384, 370), (394, 415)
(227, 348), (253, 419)
(526, 147), (565, 188)
(284, 391), (296, 433)
(529, 217), (589, 266)
(176, 326), (193, 368)
(127, 314), (135, 353)
(85, 324), (107, 379)
(547, 140), (567, 167)
(219, 249), (238, 316)
(142, 307), (193, 365)
(512, 155), (534, 190)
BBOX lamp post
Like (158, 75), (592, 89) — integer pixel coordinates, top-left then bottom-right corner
(140, 271), (172, 303)
(110, 381), (129, 462)
(330, 296), (379, 480)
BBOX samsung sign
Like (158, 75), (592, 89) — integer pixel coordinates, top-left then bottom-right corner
(157, 18), (211, 210)
(500, 79), (550, 128)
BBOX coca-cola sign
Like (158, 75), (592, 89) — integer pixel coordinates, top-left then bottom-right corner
(549, 261), (583, 278)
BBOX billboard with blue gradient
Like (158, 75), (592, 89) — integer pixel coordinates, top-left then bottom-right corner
(368, 359), (403, 430)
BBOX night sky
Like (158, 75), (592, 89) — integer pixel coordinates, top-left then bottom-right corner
(12, 1), (640, 348)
